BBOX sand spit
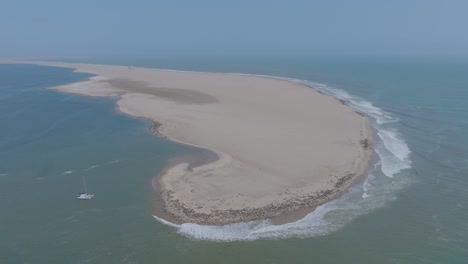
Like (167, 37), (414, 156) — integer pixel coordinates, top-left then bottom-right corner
(1, 60), (373, 225)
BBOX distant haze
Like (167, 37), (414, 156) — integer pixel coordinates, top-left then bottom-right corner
(2, 0), (468, 58)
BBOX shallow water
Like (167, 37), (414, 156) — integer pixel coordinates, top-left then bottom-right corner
(1, 58), (468, 263)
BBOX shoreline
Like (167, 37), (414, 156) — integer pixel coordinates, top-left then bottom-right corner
(0, 60), (374, 225)
(150, 118), (374, 226)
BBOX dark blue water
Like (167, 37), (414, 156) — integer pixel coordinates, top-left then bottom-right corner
(1, 59), (467, 263)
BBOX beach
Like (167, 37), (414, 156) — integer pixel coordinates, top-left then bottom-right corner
(2, 60), (373, 225)
(2, 58), (466, 263)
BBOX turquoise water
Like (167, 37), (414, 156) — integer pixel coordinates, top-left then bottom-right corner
(1, 59), (467, 263)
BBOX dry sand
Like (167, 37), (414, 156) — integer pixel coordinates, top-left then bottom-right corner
(1, 60), (373, 225)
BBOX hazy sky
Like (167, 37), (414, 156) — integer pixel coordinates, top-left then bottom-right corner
(2, 0), (467, 58)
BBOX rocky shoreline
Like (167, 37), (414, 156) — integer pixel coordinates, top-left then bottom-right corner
(153, 129), (374, 225)
(157, 169), (371, 226)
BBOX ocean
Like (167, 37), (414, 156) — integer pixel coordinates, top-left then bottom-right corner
(0, 58), (467, 263)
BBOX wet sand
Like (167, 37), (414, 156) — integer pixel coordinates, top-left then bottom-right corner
(0, 60), (373, 225)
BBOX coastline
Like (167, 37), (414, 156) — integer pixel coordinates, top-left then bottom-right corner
(0, 60), (374, 225)
(149, 118), (373, 226)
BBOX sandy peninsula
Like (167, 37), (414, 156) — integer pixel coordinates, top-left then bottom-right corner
(1, 60), (373, 225)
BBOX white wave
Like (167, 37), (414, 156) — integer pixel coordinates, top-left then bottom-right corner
(240, 74), (399, 127)
(153, 179), (403, 241)
(377, 129), (411, 162)
(152, 73), (413, 241)
(362, 192), (371, 198)
(86, 165), (98, 170)
(0, 173), (7, 176)
(64, 170), (73, 174)
(374, 129), (411, 178)
(299, 79), (412, 178)
(153, 200), (342, 241)
(299, 81), (398, 125)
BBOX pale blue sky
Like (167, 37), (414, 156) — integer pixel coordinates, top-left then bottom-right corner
(1, 0), (468, 57)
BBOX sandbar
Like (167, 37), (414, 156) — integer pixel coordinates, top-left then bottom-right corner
(0, 60), (373, 225)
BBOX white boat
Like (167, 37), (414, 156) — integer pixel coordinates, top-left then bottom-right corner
(77, 175), (94, 200)
(77, 193), (94, 199)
